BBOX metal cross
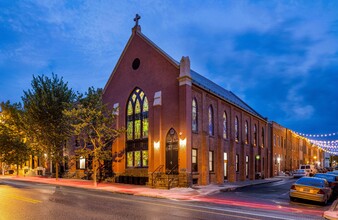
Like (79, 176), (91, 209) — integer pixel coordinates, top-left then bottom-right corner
(134, 14), (141, 27)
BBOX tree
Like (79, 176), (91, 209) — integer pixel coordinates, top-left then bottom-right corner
(64, 87), (123, 187)
(0, 101), (31, 175)
(22, 74), (75, 180)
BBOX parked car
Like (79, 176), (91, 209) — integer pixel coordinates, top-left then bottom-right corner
(293, 169), (309, 178)
(314, 173), (338, 196)
(290, 177), (332, 205)
(299, 164), (317, 176)
(323, 198), (338, 219)
(327, 171), (338, 176)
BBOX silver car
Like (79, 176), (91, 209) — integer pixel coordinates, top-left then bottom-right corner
(290, 177), (332, 205)
(293, 169), (308, 178)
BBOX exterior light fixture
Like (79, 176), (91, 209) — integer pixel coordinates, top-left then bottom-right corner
(277, 157), (281, 163)
(154, 141), (160, 150)
(255, 155), (260, 160)
(179, 138), (186, 148)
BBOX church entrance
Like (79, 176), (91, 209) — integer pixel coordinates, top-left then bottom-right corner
(166, 128), (179, 174)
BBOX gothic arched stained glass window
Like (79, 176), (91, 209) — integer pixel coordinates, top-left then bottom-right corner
(126, 88), (149, 168)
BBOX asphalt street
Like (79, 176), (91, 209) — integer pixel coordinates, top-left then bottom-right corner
(0, 178), (328, 220)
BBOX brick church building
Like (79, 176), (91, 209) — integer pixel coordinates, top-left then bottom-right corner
(102, 17), (270, 188)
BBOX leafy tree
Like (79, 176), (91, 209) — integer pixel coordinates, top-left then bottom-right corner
(22, 74), (75, 180)
(0, 101), (31, 175)
(64, 87), (123, 187)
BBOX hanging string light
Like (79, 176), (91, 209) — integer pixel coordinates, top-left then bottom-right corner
(294, 131), (338, 138)
(290, 129), (338, 154)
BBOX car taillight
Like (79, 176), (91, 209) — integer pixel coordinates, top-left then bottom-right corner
(290, 185), (296, 190)
(318, 189), (325, 194)
(331, 182), (337, 187)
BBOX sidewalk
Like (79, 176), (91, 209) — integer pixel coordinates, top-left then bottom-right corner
(0, 175), (291, 200)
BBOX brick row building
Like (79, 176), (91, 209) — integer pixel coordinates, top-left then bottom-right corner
(100, 21), (323, 188)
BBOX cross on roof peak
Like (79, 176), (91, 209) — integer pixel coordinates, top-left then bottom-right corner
(134, 14), (141, 27)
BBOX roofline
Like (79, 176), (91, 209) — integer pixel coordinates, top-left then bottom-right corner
(103, 28), (179, 94)
(103, 31), (135, 94)
(192, 82), (268, 122)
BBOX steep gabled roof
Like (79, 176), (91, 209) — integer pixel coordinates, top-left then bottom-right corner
(103, 28), (179, 94)
(104, 27), (265, 120)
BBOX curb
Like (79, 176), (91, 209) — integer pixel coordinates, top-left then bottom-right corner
(220, 178), (283, 192)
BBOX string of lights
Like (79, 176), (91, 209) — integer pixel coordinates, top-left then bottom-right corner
(295, 131), (338, 138)
(290, 129), (338, 155)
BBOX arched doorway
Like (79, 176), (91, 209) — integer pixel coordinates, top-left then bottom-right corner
(166, 128), (179, 174)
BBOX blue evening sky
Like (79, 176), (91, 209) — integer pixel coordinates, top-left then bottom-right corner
(0, 0), (337, 137)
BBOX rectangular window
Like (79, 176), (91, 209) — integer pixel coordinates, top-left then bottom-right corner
(245, 155), (249, 178)
(134, 120), (141, 139)
(224, 152), (227, 178)
(209, 151), (214, 172)
(127, 152), (133, 167)
(142, 150), (148, 167)
(134, 151), (141, 167)
(273, 134), (276, 146)
(236, 154), (239, 172)
(192, 149), (198, 172)
(127, 121), (133, 140)
(79, 157), (86, 169)
(142, 118), (148, 138)
(278, 136), (281, 147)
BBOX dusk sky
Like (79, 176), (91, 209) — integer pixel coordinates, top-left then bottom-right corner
(0, 1), (337, 139)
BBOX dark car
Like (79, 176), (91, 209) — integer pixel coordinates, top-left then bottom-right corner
(314, 173), (338, 196)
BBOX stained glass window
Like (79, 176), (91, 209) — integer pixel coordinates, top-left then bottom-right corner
(142, 151), (148, 167)
(143, 97), (148, 112)
(126, 88), (149, 168)
(127, 121), (133, 140)
(127, 152), (133, 167)
(127, 101), (133, 116)
(223, 112), (227, 139)
(208, 105), (214, 136)
(134, 151), (141, 167)
(135, 99), (141, 114)
(192, 98), (198, 132)
(142, 118), (148, 138)
(132, 94), (137, 102)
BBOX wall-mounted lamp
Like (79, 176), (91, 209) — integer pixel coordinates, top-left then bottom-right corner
(277, 157), (281, 163)
(154, 141), (160, 150)
(179, 138), (186, 148)
(255, 155), (260, 160)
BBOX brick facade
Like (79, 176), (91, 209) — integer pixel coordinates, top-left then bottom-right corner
(102, 25), (323, 188)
